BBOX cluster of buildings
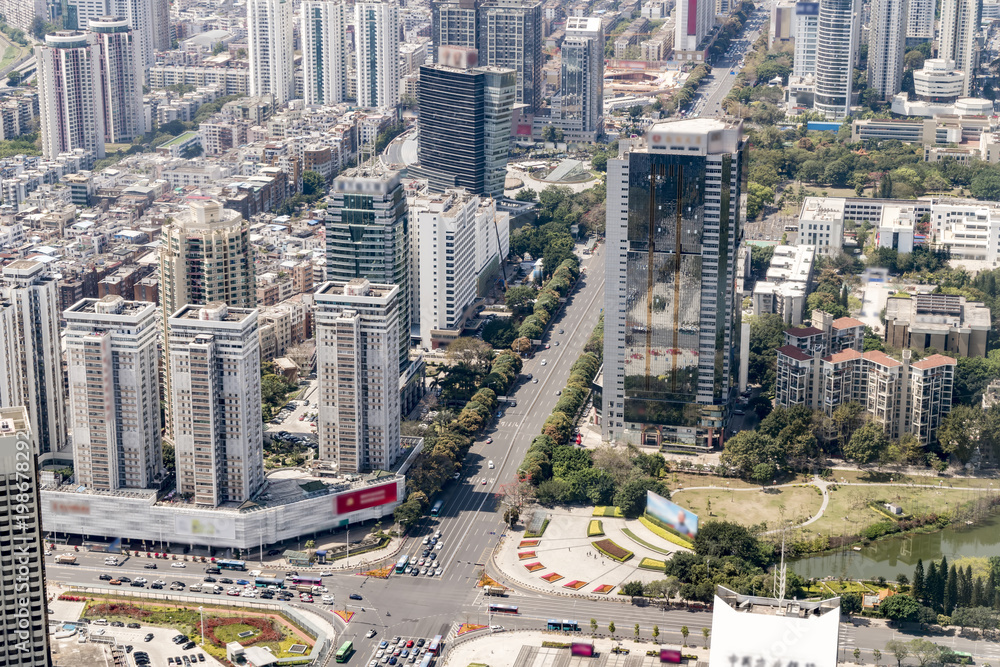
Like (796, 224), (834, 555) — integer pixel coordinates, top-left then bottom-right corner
(776, 310), (956, 445)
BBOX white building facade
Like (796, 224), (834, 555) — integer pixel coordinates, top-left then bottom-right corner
(37, 31), (106, 160)
(355, 0), (400, 108)
(939, 0), (980, 97)
(814, 0), (860, 119)
(792, 1), (820, 78)
(301, 1), (349, 106)
(90, 17), (143, 143)
(867, 0), (908, 100)
(248, 0), (295, 104)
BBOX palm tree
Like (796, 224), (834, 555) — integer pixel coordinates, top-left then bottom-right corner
(590, 618), (597, 636)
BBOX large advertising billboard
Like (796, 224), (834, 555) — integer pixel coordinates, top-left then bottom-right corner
(571, 643), (595, 657)
(335, 482), (398, 515)
(174, 515), (237, 540)
(646, 491), (698, 539)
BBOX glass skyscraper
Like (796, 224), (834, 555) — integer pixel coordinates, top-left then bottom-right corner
(603, 119), (745, 451)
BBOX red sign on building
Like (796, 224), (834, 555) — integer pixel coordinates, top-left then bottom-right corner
(335, 482), (398, 514)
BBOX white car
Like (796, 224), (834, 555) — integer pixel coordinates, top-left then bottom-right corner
(320, 571), (333, 577)
(366, 629), (377, 639)
(434, 531), (441, 539)
(376, 650), (385, 659)
(435, 568), (443, 576)
(488, 460), (494, 469)
(242, 590), (256, 598)
(322, 595), (334, 603)
(93, 628), (106, 636)
(540, 360), (547, 366)
(422, 537), (429, 545)
(435, 543), (443, 550)
(170, 562), (186, 568)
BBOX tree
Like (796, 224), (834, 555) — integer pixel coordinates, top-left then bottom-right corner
(886, 640), (909, 667)
(908, 639), (940, 667)
(854, 648), (861, 663)
(515, 189), (537, 202)
(621, 581), (645, 596)
(702, 627), (710, 648)
(482, 318), (518, 349)
(841, 592), (863, 615)
(302, 170), (325, 197)
(6, 71), (22, 86)
(721, 430), (785, 478)
(652, 625), (660, 643)
(504, 285), (537, 313)
(681, 626), (689, 647)
(751, 462), (776, 488)
(945, 565), (959, 615)
(843, 421), (889, 465)
(634, 623), (641, 640)
(746, 314), (788, 394)
(913, 559), (925, 603)
(446, 337), (494, 372)
(503, 506), (520, 528)
(609, 621), (616, 639)
(880, 594), (923, 623)
(694, 520), (771, 567)
(614, 477), (669, 518)
(304, 539), (316, 550)
(938, 405), (982, 464)
(512, 337), (532, 355)
(971, 170), (1000, 201)
(873, 649), (882, 666)
(590, 618), (598, 635)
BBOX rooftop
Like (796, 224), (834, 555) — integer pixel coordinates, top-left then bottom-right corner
(863, 350), (902, 368)
(911, 354), (958, 370)
(777, 344), (812, 362)
(831, 316), (865, 329)
(786, 326), (824, 337)
(824, 348), (863, 364)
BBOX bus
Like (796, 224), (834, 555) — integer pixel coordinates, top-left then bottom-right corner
(335, 640), (354, 662)
(546, 620), (579, 631)
(287, 575), (323, 588)
(427, 635), (442, 655)
(419, 655), (433, 667)
(395, 554), (409, 574)
(215, 559), (246, 571)
(431, 500), (443, 516)
(488, 604), (518, 614)
(941, 651), (973, 665)
(254, 577), (284, 589)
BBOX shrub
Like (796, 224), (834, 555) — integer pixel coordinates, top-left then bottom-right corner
(587, 520), (604, 537)
(592, 538), (634, 562)
(639, 557), (668, 570)
(593, 506), (624, 518)
(640, 515), (695, 549)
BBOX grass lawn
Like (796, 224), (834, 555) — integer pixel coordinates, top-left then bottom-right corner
(823, 580), (875, 595)
(212, 623), (259, 643)
(666, 472), (760, 490)
(831, 469), (999, 490)
(671, 485), (822, 528)
(0, 45), (17, 71)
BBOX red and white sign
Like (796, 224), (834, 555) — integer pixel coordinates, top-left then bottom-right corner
(335, 482), (398, 514)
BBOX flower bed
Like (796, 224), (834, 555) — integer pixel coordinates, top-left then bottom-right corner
(87, 603), (152, 619)
(639, 557), (667, 571)
(518, 540), (540, 548)
(332, 610), (354, 624)
(540, 572), (563, 583)
(457, 623), (487, 636)
(518, 551), (537, 560)
(199, 617), (281, 647)
(587, 520), (604, 537)
(593, 506), (624, 518)
(477, 573), (502, 588)
(592, 584), (615, 594)
(592, 538), (634, 562)
(58, 595), (87, 602)
(524, 562), (545, 572)
(362, 566), (392, 579)
(563, 580), (587, 590)
(639, 515), (695, 549)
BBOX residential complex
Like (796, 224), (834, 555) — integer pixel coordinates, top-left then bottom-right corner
(301, 1), (350, 106)
(603, 119), (744, 451)
(0, 260), (68, 462)
(316, 279), (402, 472)
(884, 293), (991, 358)
(168, 302), (265, 507)
(431, 0), (479, 59)
(65, 296), (161, 491)
(675, 0), (716, 60)
(415, 55), (516, 198)
(776, 310), (955, 444)
(792, 1), (820, 78)
(37, 31), (106, 160)
(752, 244), (816, 325)
(248, 0), (295, 104)
(90, 16), (143, 144)
(867, 0), (907, 100)
(355, 0), (401, 109)
(0, 406), (51, 667)
(939, 0), (980, 96)
(906, 0), (934, 40)
(814, 0), (860, 119)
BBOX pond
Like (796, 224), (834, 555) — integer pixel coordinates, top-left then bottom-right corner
(790, 513), (1000, 582)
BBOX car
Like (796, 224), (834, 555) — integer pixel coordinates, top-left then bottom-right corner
(490, 625), (504, 631)
(435, 568), (443, 576)
(144, 634), (154, 642)
(322, 595), (334, 603)
(410, 568), (419, 576)
(376, 651), (385, 659)
(488, 460), (494, 469)
(401, 649), (409, 658)
(143, 563), (157, 569)
(380, 641), (390, 649)
(183, 641), (196, 650)
(486, 437), (493, 444)
(135, 578), (147, 584)
(391, 637), (401, 645)
(434, 531), (441, 538)
(151, 583), (163, 589)
(429, 538), (437, 546)
(544, 344), (550, 349)
(219, 578), (233, 584)
(416, 639), (425, 648)
(389, 657), (398, 665)
(555, 341), (559, 346)
(429, 553), (437, 561)
(111, 621), (125, 627)
(236, 579), (250, 585)
(203, 576), (216, 582)
(153, 580), (165, 586)
(422, 536), (429, 545)
(127, 623), (141, 629)
(556, 390), (561, 396)
(558, 329), (564, 334)
(370, 662), (379, 667)
(406, 640), (414, 648)
(420, 568), (428, 575)
(367, 629), (377, 638)
(349, 593), (363, 600)
(481, 478), (487, 485)
(525, 373), (533, 380)
(198, 655), (205, 663)
(172, 635), (188, 644)
(435, 543), (443, 550)
(540, 360), (547, 366)
(393, 649), (402, 657)
(227, 590), (240, 596)
(118, 577), (131, 583)
(421, 549), (429, 557)
(452, 472), (461, 480)
(109, 579), (122, 585)
(532, 378), (538, 383)
(99, 574), (113, 581)
(171, 562), (186, 568)
(93, 629), (106, 636)
(320, 571), (333, 577)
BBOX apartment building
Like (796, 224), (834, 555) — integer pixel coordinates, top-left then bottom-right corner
(301, 1), (350, 106)
(752, 244), (816, 325)
(248, 0), (295, 104)
(884, 293), (990, 357)
(0, 406), (51, 667)
(259, 300), (310, 360)
(65, 296), (161, 491)
(315, 279), (402, 473)
(168, 303), (264, 507)
(355, 0), (401, 108)
(37, 31), (107, 160)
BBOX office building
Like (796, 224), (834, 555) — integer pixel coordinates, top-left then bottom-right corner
(168, 302), (264, 507)
(431, 0), (479, 60)
(37, 31), (106, 159)
(867, 0), (908, 100)
(0, 0), (46, 33)
(316, 279), (402, 472)
(776, 310), (955, 445)
(770, 0), (797, 48)
(325, 166), (410, 373)
(814, 0), (860, 119)
(675, 0), (716, 60)
(479, 0), (543, 113)
(301, 1), (350, 106)
(884, 293), (990, 357)
(415, 52), (515, 197)
(90, 16), (143, 143)
(0, 406), (51, 667)
(912, 58), (966, 101)
(793, 1), (820, 78)
(939, 0), (980, 96)
(355, 0), (400, 108)
(752, 244), (816, 326)
(906, 0), (934, 40)
(248, 0), (295, 104)
(0, 260), (67, 462)
(556, 17), (605, 140)
(603, 119), (745, 451)
(65, 296), (161, 491)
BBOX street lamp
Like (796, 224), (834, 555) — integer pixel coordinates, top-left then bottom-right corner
(198, 606), (205, 646)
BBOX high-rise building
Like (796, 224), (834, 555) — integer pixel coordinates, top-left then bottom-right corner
(168, 302), (264, 506)
(153, 0), (171, 51)
(431, 0), (479, 60)
(67, 0), (156, 68)
(301, 1), (350, 105)
(0, 0), (46, 33)
(792, 1), (820, 78)
(355, 0), (400, 108)
(0, 406), (52, 667)
(65, 296), (161, 491)
(675, 0), (716, 60)
(90, 16), (143, 143)
(316, 279), (401, 472)
(415, 52), (515, 197)
(939, 0), (980, 96)
(248, 0), (295, 104)
(814, 0), (861, 119)
(868, 0), (908, 99)
(160, 200), (255, 439)
(479, 0), (543, 113)
(0, 260), (67, 462)
(906, 0), (934, 40)
(603, 119), (745, 450)
(37, 31), (106, 159)
(555, 17), (604, 140)
(325, 166), (410, 373)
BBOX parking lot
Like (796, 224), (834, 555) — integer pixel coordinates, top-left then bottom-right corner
(364, 635), (438, 666)
(70, 623), (220, 667)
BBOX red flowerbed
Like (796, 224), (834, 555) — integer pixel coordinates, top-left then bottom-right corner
(524, 562), (545, 572)
(592, 584), (615, 594)
(541, 572), (563, 583)
(518, 540), (540, 548)
(518, 551), (536, 560)
(199, 617), (281, 647)
(87, 603), (152, 619)
(58, 595), (87, 602)
(592, 538), (633, 561)
(563, 580), (587, 590)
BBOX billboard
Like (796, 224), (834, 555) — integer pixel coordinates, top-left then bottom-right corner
(336, 482), (398, 515)
(646, 491), (698, 539)
(795, 1), (819, 15)
(661, 649), (683, 663)
(50, 498), (91, 516)
(571, 643), (595, 657)
(174, 515), (237, 540)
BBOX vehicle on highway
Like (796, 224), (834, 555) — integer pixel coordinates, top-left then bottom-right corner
(481, 478), (487, 485)
(540, 360), (547, 366)
(99, 574), (113, 581)
(488, 460), (494, 468)
(367, 629), (377, 638)
(144, 634), (154, 642)
(349, 593), (363, 600)
(532, 378), (538, 383)
(143, 563), (157, 569)
(170, 562), (186, 568)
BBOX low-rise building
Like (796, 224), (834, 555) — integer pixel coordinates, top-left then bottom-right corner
(797, 197), (845, 254)
(884, 292), (990, 357)
(752, 244), (815, 325)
